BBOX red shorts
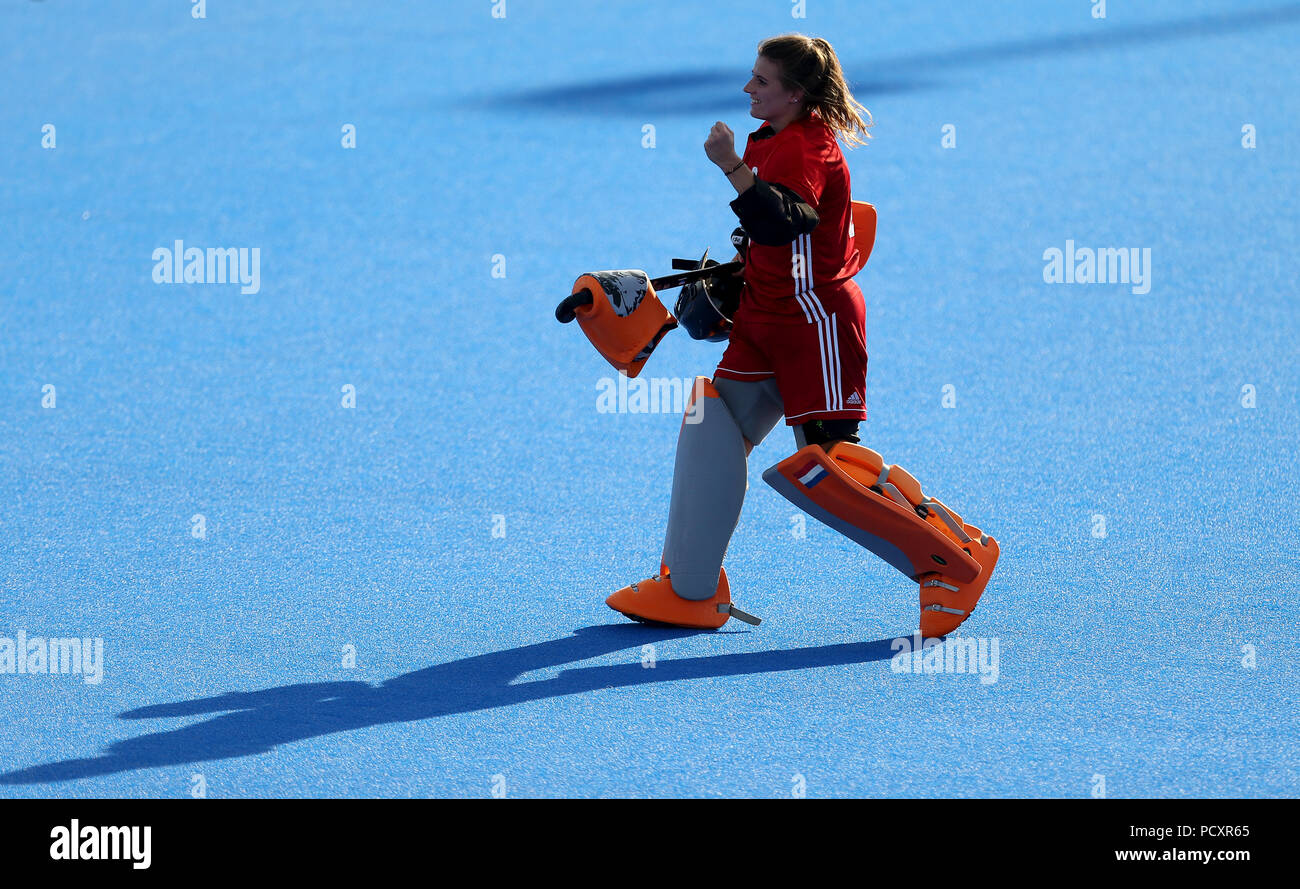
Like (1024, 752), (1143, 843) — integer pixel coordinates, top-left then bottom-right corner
(714, 279), (868, 426)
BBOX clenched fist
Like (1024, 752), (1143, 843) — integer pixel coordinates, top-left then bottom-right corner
(704, 121), (742, 171)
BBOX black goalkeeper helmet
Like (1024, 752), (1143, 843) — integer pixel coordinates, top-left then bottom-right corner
(676, 277), (734, 342)
(674, 246), (744, 343)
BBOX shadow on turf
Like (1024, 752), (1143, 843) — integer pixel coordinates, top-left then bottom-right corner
(481, 3), (1300, 115)
(0, 624), (900, 785)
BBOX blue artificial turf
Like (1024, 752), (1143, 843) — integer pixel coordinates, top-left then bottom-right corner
(1, 0), (1296, 798)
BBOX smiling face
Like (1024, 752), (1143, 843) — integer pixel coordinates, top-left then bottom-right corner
(744, 55), (803, 123)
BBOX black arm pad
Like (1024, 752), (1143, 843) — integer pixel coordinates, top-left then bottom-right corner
(729, 178), (819, 246)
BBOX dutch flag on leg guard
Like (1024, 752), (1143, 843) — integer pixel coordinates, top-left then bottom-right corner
(797, 463), (827, 488)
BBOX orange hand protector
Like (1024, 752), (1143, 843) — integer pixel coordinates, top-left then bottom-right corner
(569, 270), (676, 378)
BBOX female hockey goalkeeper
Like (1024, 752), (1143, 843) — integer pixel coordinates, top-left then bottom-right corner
(605, 34), (1000, 635)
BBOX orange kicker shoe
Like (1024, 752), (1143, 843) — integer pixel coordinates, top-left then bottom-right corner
(918, 531), (1000, 637)
(605, 567), (760, 629)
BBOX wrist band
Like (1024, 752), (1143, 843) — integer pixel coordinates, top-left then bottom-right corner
(725, 159), (745, 176)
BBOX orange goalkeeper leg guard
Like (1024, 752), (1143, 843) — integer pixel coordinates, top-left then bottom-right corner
(763, 442), (999, 637)
(606, 378), (763, 629)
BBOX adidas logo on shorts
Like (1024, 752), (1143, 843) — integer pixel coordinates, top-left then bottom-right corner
(846, 391), (862, 405)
